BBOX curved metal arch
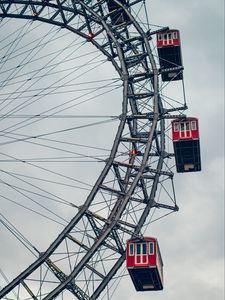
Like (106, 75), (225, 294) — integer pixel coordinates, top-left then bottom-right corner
(0, 0), (124, 75)
(0, 1), (177, 299)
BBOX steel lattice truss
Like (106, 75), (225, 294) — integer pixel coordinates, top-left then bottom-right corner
(0, 1), (185, 299)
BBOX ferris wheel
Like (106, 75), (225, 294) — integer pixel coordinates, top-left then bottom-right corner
(0, 1), (201, 299)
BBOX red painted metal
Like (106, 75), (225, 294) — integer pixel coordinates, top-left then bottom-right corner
(157, 29), (180, 48)
(172, 117), (199, 141)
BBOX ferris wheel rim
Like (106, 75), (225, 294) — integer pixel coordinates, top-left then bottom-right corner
(0, 1), (171, 299)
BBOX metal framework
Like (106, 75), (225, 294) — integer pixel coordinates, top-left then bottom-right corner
(0, 1), (185, 299)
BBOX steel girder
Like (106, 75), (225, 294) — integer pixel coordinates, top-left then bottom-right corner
(0, 1), (179, 299)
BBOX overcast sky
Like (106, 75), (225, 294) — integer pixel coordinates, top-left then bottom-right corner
(0, 0), (224, 300)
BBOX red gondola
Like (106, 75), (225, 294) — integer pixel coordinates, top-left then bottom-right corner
(107, 0), (130, 25)
(126, 237), (163, 291)
(172, 117), (201, 173)
(156, 29), (183, 81)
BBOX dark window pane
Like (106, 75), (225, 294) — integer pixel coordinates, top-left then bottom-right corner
(129, 243), (134, 255)
(149, 242), (154, 254)
(136, 244), (141, 255)
(142, 243), (147, 254)
(174, 122), (179, 132)
(181, 122), (185, 131)
(192, 121), (196, 130)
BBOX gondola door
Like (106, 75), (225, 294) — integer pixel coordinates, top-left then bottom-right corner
(162, 32), (173, 46)
(180, 121), (191, 139)
(135, 242), (148, 265)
